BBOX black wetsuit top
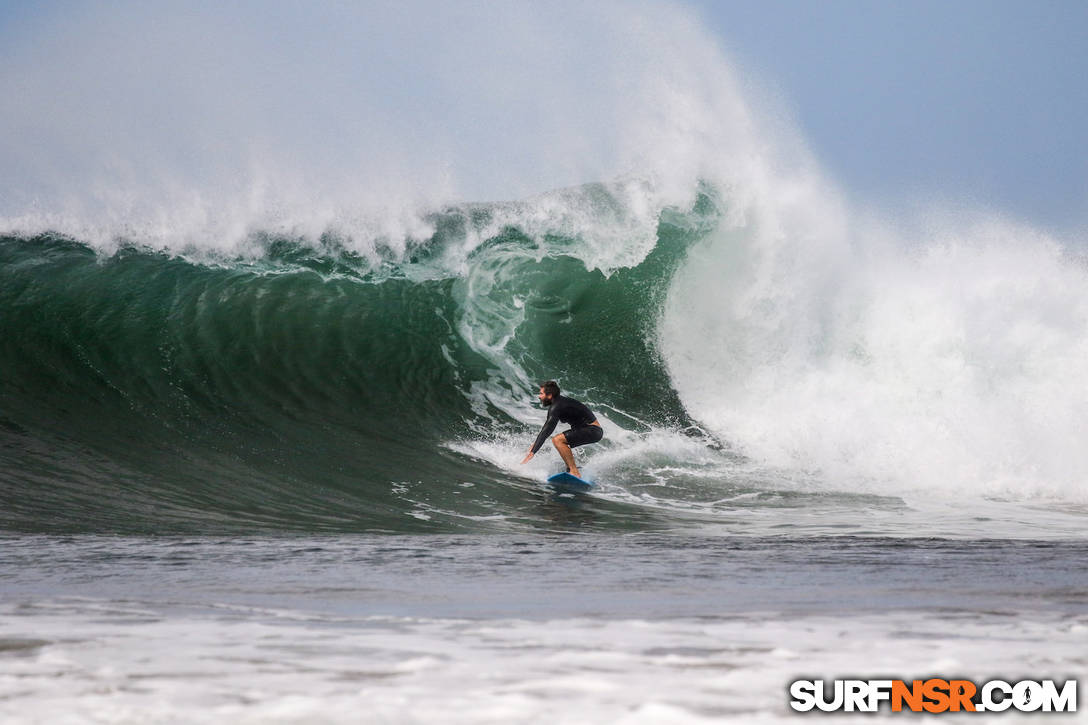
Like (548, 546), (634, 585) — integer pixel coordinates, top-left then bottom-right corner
(530, 395), (598, 454)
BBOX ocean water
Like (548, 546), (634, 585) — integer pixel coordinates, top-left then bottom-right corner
(2, 2), (1088, 722)
(3, 206), (1086, 722)
(1, 535), (1086, 723)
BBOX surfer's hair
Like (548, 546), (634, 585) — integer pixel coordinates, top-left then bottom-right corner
(540, 380), (560, 397)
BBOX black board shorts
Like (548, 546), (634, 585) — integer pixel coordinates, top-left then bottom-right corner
(562, 424), (603, 448)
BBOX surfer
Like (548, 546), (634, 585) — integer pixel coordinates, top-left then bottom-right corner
(520, 380), (602, 478)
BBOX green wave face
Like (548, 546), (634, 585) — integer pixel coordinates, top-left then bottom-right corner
(0, 194), (718, 534)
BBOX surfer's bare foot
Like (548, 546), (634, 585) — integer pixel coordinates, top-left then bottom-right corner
(569, 467), (581, 478)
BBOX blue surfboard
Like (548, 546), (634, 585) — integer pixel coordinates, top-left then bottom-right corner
(546, 472), (595, 493)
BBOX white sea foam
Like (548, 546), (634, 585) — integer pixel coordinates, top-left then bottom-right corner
(1, 600), (1083, 724)
(658, 208), (1088, 503)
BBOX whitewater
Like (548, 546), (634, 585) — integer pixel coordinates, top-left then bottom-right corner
(1, 1), (1086, 722)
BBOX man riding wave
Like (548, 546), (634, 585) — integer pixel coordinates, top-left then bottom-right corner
(520, 380), (603, 478)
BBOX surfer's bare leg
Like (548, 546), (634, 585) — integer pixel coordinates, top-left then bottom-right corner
(552, 434), (580, 478)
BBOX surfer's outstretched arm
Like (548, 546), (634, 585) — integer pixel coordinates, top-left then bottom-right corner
(521, 409), (559, 464)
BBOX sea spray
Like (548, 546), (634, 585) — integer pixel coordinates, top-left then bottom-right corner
(659, 211), (1088, 502)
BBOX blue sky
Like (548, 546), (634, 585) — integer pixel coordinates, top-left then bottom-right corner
(689, 0), (1088, 230)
